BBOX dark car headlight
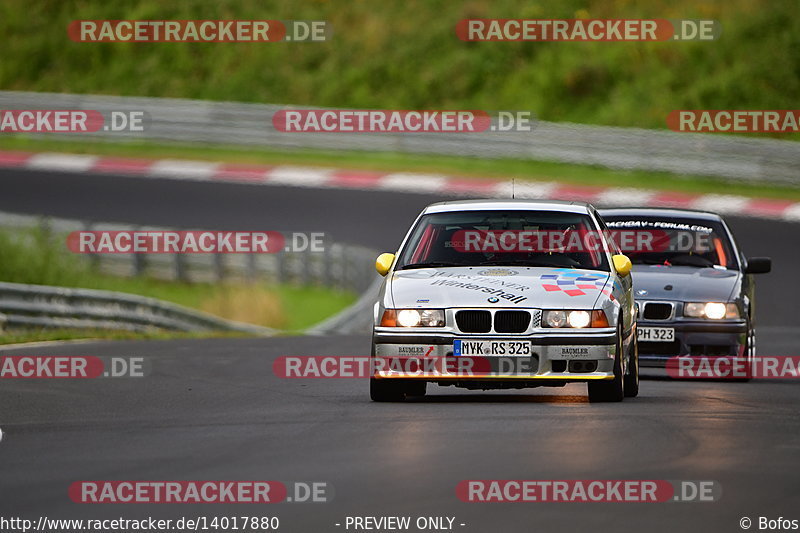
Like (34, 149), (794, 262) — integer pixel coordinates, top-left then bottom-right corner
(683, 302), (739, 319)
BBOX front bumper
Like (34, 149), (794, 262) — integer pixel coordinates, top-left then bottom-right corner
(372, 328), (618, 382)
(637, 319), (747, 367)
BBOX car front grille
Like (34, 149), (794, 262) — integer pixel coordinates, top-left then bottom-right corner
(494, 311), (531, 333)
(639, 339), (682, 356)
(455, 310), (492, 333)
(642, 302), (674, 320)
(455, 309), (540, 334)
(690, 344), (734, 356)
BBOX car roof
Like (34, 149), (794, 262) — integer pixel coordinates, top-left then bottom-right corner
(424, 199), (593, 215)
(598, 207), (724, 222)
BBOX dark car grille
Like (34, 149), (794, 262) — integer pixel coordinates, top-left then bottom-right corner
(455, 310), (492, 333)
(494, 311), (531, 333)
(642, 302), (673, 320)
(455, 310), (534, 333)
(690, 344), (734, 356)
(639, 340), (682, 356)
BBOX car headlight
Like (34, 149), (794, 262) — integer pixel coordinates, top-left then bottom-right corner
(543, 310), (609, 328)
(381, 309), (445, 327)
(684, 302), (739, 319)
(568, 310), (591, 328)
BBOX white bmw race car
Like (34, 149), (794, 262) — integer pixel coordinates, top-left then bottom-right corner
(370, 199), (639, 403)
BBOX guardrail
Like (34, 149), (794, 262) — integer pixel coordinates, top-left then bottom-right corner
(1, 90), (798, 185)
(0, 281), (276, 335)
(0, 211), (381, 335)
(0, 211), (379, 295)
(306, 277), (381, 335)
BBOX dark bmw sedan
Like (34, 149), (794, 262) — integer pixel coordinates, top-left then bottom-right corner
(598, 208), (771, 372)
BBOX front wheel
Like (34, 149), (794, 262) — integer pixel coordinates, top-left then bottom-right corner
(370, 378), (426, 402)
(733, 326), (755, 382)
(623, 332), (639, 397)
(588, 323), (625, 403)
(370, 378), (405, 402)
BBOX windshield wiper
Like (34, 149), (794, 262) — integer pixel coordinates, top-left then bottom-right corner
(399, 261), (462, 270)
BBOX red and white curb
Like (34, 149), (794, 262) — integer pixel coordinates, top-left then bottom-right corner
(2, 150), (799, 222)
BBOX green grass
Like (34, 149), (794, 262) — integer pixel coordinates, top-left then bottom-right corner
(1, 0), (799, 139)
(0, 226), (357, 342)
(3, 135), (800, 200)
(277, 286), (357, 331)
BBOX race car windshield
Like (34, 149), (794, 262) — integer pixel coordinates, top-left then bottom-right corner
(601, 216), (739, 270)
(396, 210), (610, 271)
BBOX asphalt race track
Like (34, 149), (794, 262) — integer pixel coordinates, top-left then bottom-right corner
(2, 167), (798, 327)
(1, 167), (799, 532)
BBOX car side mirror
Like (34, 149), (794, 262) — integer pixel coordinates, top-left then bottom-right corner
(612, 254), (632, 277)
(745, 257), (771, 274)
(375, 253), (396, 276)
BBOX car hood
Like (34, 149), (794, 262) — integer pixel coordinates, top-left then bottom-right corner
(388, 266), (612, 309)
(630, 265), (740, 302)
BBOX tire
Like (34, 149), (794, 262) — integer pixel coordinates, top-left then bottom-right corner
(369, 336), (408, 401)
(370, 378), (406, 402)
(369, 334), (428, 400)
(623, 331), (639, 398)
(369, 378), (426, 402)
(407, 380), (427, 397)
(733, 326), (754, 382)
(588, 322), (625, 403)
